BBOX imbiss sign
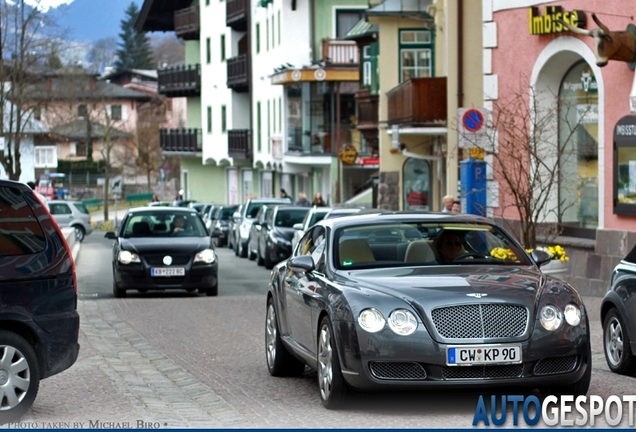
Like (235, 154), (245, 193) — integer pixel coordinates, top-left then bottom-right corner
(528, 5), (586, 35)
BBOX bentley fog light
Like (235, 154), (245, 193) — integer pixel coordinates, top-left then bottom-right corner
(564, 304), (581, 326)
(540, 305), (563, 331)
(388, 309), (418, 335)
(195, 249), (216, 264)
(358, 308), (385, 333)
(118, 250), (140, 264)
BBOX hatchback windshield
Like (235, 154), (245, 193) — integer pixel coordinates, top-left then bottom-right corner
(335, 222), (532, 269)
(121, 212), (208, 238)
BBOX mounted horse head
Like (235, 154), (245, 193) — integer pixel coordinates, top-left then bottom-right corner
(559, 12), (636, 67)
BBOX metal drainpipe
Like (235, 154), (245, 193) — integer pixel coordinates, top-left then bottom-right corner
(457, 0), (464, 109)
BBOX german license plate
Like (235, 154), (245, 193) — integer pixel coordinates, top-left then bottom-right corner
(151, 267), (185, 277)
(446, 344), (522, 366)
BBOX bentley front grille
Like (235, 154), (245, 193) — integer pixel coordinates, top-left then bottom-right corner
(369, 362), (427, 380)
(431, 304), (528, 339)
(534, 355), (578, 375)
(441, 364), (523, 380)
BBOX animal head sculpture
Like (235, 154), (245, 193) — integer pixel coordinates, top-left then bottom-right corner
(559, 12), (636, 67)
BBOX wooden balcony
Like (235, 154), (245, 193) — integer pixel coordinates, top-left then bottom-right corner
(160, 129), (202, 153)
(322, 39), (359, 66)
(228, 129), (252, 160)
(157, 64), (201, 98)
(386, 77), (447, 126)
(355, 88), (379, 154)
(174, 6), (199, 40)
(226, 0), (249, 31)
(227, 55), (249, 92)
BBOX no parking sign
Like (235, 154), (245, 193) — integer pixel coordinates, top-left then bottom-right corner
(458, 107), (490, 149)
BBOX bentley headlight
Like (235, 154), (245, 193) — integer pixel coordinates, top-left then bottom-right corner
(388, 309), (418, 335)
(564, 304), (581, 326)
(358, 308), (385, 333)
(118, 250), (140, 264)
(540, 305), (563, 331)
(195, 248), (216, 264)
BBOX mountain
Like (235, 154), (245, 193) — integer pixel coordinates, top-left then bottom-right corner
(48, 0), (143, 43)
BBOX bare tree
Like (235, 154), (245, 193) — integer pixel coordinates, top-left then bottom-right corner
(150, 34), (185, 67)
(0, 0), (58, 180)
(459, 80), (585, 248)
(134, 97), (165, 190)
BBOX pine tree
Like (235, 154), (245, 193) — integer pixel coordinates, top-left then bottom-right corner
(114, 2), (154, 72)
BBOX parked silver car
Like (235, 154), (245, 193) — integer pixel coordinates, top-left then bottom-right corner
(48, 200), (93, 242)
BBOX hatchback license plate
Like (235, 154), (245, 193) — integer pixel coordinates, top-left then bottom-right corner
(447, 344), (521, 366)
(151, 267), (185, 277)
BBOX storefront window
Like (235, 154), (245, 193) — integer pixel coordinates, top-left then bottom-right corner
(403, 158), (431, 211)
(558, 62), (598, 234)
(614, 115), (636, 215)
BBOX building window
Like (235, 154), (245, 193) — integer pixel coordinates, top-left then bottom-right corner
(266, 18), (269, 51)
(207, 106), (212, 134)
(109, 104), (122, 120)
(257, 101), (262, 152)
(206, 0), (210, 5)
(34, 146), (57, 168)
(77, 104), (87, 119)
(278, 11), (281, 45)
(206, 37), (211, 64)
(279, 97), (282, 133)
(267, 100), (271, 152)
(403, 158), (431, 211)
(221, 105), (227, 133)
(256, 23), (260, 54)
(559, 61), (598, 234)
(399, 29), (433, 82)
(220, 34), (226, 61)
(336, 9), (364, 38)
(271, 14), (275, 48)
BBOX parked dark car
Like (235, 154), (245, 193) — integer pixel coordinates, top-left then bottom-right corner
(209, 204), (239, 247)
(0, 180), (80, 423)
(232, 198), (292, 258)
(323, 207), (364, 219)
(601, 244), (636, 375)
(247, 205), (274, 262)
(255, 205), (310, 269)
(265, 211), (591, 408)
(105, 207), (219, 297)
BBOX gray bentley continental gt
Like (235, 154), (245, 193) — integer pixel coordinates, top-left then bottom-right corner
(265, 212), (591, 408)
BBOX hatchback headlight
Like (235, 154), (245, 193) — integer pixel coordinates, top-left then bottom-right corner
(540, 305), (563, 331)
(564, 304), (581, 326)
(358, 308), (385, 333)
(118, 250), (140, 264)
(194, 249), (216, 264)
(387, 309), (418, 335)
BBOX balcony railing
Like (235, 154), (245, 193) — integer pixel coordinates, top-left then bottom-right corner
(228, 129), (252, 160)
(322, 39), (359, 66)
(174, 6), (199, 40)
(355, 88), (379, 130)
(157, 64), (201, 97)
(160, 129), (202, 153)
(226, 0), (248, 31)
(386, 77), (447, 126)
(227, 55), (249, 92)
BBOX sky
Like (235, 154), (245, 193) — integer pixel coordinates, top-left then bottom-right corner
(31, 0), (144, 42)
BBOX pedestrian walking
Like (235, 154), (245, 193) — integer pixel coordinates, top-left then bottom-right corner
(312, 192), (326, 206)
(280, 188), (291, 199)
(442, 194), (454, 213)
(295, 192), (310, 207)
(451, 200), (461, 213)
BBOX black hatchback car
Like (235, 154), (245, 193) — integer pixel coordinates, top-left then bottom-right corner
(105, 207), (219, 297)
(0, 179), (80, 423)
(601, 244), (636, 375)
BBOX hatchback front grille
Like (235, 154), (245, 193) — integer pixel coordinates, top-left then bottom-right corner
(144, 255), (191, 266)
(534, 355), (578, 375)
(369, 362), (427, 380)
(441, 364), (523, 380)
(431, 304), (528, 339)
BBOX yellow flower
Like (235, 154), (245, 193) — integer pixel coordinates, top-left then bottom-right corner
(526, 245), (569, 262)
(490, 247), (517, 261)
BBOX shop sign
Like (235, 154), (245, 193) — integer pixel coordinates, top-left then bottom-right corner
(338, 144), (358, 166)
(359, 157), (379, 166)
(528, 6), (586, 35)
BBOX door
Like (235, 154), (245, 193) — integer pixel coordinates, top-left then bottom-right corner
(48, 202), (73, 227)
